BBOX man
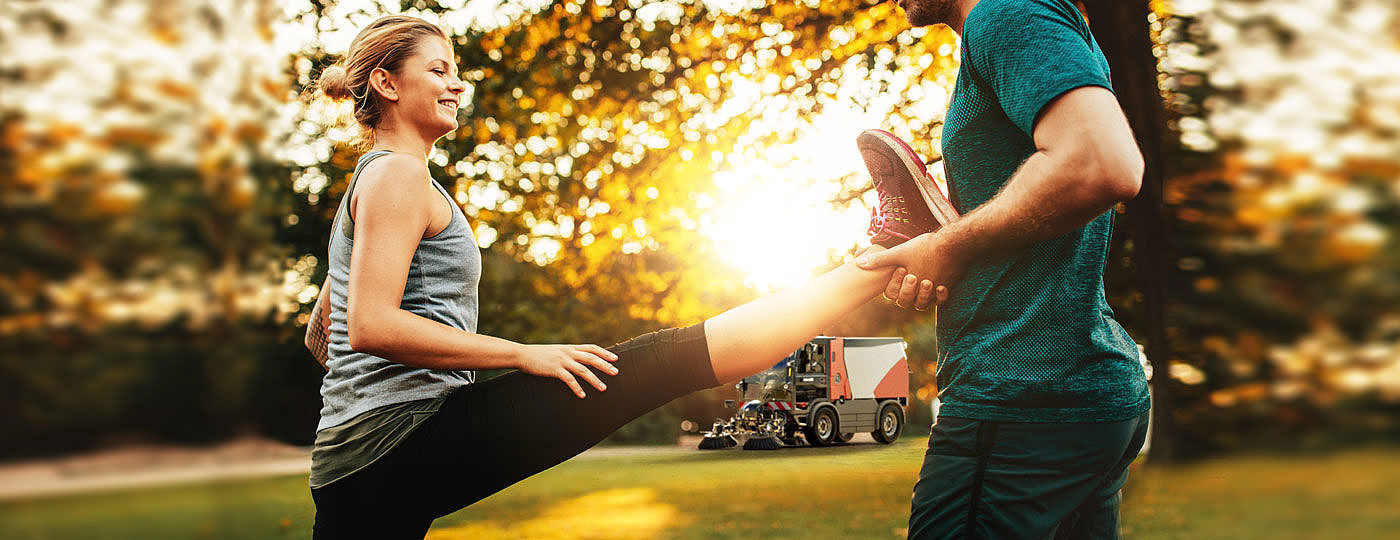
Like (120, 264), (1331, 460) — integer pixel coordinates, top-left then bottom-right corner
(855, 0), (1152, 537)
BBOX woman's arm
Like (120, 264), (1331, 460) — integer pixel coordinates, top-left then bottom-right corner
(344, 154), (618, 398)
(304, 281), (332, 370)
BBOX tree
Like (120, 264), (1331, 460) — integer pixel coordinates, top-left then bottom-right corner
(1136, 0), (1400, 456)
(0, 1), (318, 456)
(1080, 0), (1179, 461)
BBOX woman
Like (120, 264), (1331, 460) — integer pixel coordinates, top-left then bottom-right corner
(304, 15), (940, 538)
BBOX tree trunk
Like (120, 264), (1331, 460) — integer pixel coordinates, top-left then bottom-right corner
(1079, 0), (1178, 463)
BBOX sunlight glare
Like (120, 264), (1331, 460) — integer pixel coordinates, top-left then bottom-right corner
(425, 487), (683, 540)
(700, 118), (883, 293)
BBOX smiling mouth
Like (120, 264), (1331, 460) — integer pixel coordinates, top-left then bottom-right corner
(438, 99), (457, 111)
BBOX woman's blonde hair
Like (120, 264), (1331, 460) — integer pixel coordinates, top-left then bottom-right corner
(316, 15), (449, 132)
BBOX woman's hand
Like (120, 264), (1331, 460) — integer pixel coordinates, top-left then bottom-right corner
(515, 344), (620, 398)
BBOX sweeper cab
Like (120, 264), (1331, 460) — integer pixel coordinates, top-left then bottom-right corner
(699, 336), (911, 450)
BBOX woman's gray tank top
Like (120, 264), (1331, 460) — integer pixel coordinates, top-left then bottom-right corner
(317, 150), (481, 431)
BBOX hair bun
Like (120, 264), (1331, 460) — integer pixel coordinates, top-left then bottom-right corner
(318, 65), (353, 101)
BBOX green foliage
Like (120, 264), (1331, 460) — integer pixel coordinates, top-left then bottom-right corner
(598, 408), (680, 446)
(0, 2), (312, 457)
(1142, 0), (1400, 456)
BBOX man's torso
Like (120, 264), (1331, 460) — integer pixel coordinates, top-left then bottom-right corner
(935, 0), (1148, 423)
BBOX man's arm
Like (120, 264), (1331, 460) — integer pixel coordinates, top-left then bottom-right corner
(305, 281), (332, 370)
(860, 86), (1143, 305)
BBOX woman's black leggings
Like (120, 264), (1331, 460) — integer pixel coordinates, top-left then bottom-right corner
(310, 324), (718, 539)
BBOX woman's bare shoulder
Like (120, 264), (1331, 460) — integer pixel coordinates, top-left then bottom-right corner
(350, 153), (433, 218)
(355, 153), (428, 189)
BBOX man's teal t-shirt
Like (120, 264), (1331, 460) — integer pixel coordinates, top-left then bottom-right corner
(936, 0), (1150, 423)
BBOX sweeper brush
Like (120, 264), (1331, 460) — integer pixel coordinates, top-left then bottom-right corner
(742, 434), (782, 450)
(698, 434), (738, 450)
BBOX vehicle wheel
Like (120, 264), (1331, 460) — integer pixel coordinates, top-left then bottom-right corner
(872, 402), (904, 444)
(804, 407), (839, 447)
(837, 432), (855, 443)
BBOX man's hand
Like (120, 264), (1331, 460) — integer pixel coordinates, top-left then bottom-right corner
(882, 268), (950, 311)
(857, 232), (962, 311)
(854, 244), (946, 311)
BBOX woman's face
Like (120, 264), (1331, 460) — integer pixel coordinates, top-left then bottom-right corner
(385, 37), (465, 139)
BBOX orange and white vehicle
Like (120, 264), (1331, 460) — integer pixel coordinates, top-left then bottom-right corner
(700, 336), (911, 450)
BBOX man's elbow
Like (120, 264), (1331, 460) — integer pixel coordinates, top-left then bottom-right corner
(1094, 150), (1144, 203)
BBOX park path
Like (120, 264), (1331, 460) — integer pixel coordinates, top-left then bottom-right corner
(0, 436), (704, 502)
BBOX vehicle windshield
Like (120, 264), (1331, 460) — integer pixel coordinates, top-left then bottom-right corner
(740, 356), (794, 401)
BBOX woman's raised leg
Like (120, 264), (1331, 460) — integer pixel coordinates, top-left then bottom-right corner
(375, 250), (903, 521)
(703, 253), (898, 383)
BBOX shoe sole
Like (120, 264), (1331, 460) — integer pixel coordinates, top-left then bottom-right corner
(859, 129), (959, 225)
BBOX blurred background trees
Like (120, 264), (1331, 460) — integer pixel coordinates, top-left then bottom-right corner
(1149, 0), (1400, 456)
(1, 0), (1397, 460)
(0, 1), (319, 456)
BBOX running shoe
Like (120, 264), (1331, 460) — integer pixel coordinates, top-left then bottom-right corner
(857, 129), (959, 247)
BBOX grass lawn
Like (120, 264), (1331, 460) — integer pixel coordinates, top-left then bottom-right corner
(2, 440), (1397, 539)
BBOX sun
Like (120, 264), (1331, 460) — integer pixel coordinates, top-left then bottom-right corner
(700, 134), (877, 293)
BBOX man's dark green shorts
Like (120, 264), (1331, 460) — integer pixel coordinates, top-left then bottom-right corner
(908, 412), (1150, 539)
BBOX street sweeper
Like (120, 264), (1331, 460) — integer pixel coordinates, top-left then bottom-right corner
(699, 336), (911, 450)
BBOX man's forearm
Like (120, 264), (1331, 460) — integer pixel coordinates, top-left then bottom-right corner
(932, 149), (1134, 268)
